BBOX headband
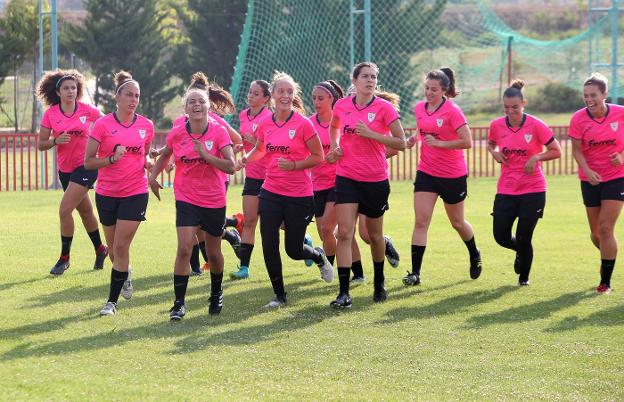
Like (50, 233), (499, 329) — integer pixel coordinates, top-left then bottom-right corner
(116, 79), (139, 94)
(55, 75), (74, 89)
(314, 82), (339, 99)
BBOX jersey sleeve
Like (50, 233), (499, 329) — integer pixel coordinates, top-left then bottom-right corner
(536, 120), (554, 145)
(40, 108), (52, 130)
(568, 113), (582, 140)
(90, 118), (106, 143)
(301, 118), (317, 142)
(450, 105), (468, 131)
(488, 121), (498, 143)
(216, 125), (233, 151)
(381, 101), (400, 127)
(87, 104), (102, 122)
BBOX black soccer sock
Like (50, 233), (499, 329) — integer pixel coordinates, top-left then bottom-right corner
(373, 260), (385, 288)
(60, 235), (73, 259)
(327, 254), (335, 266)
(210, 272), (224, 294)
(351, 260), (364, 278)
(198, 241), (208, 262)
(108, 268), (128, 303)
(239, 243), (254, 267)
(411, 245), (426, 276)
(464, 236), (480, 259)
(174, 274), (189, 303)
(87, 230), (103, 250)
(601, 259), (615, 287)
(338, 267), (351, 295)
(190, 245), (200, 271)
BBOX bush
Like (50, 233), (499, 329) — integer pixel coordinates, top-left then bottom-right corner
(531, 83), (584, 113)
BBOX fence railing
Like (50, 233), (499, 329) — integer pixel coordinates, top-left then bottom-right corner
(0, 126), (576, 192)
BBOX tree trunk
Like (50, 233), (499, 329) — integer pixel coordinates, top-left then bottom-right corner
(31, 28), (38, 132)
(13, 60), (18, 132)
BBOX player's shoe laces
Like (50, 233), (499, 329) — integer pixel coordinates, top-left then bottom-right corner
(50, 259), (70, 275)
(99, 301), (117, 316)
(384, 236), (400, 268)
(402, 271), (421, 286)
(169, 301), (186, 321)
(330, 293), (352, 309)
(93, 245), (109, 270)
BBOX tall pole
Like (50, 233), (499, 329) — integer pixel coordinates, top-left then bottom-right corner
(349, 0), (354, 68)
(364, 0), (371, 61)
(611, 0), (619, 102)
(507, 36), (513, 86)
(51, 0), (57, 69)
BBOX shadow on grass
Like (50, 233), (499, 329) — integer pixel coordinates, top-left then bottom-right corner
(545, 301), (624, 332)
(378, 285), (517, 325)
(463, 289), (594, 329)
(0, 276), (335, 361)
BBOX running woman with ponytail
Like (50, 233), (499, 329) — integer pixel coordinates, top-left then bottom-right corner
(149, 84), (235, 320)
(37, 69), (107, 275)
(570, 73), (624, 294)
(403, 68), (482, 287)
(230, 80), (273, 280)
(85, 71), (154, 316)
(328, 62), (406, 308)
(488, 80), (561, 285)
(236, 71), (333, 308)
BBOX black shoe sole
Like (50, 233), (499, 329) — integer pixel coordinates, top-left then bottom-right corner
(209, 306), (223, 315)
(170, 315), (184, 321)
(330, 302), (352, 309)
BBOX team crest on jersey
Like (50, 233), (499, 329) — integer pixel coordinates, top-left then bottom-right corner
(79, 116), (87, 124)
(252, 123), (258, 132)
(436, 118), (443, 128)
(138, 129), (146, 139)
(205, 140), (214, 151)
(288, 129), (296, 140)
(611, 122), (619, 132)
(524, 133), (532, 143)
(367, 113), (376, 122)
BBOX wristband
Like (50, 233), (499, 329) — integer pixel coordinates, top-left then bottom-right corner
(52, 137), (56, 146)
(292, 160), (297, 170)
(108, 155), (115, 165)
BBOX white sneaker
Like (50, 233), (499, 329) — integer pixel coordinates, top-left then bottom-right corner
(100, 301), (117, 316)
(121, 267), (133, 300)
(315, 247), (334, 283)
(264, 295), (287, 308)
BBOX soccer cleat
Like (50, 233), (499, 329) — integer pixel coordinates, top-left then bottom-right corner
(209, 290), (224, 315)
(121, 268), (133, 300)
(226, 228), (242, 259)
(350, 276), (366, 285)
(373, 285), (387, 303)
(513, 253), (520, 274)
(402, 271), (421, 286)
(303, 234), (314, 267)
(190, 264), (202, 276)
(518, 279), (530, 286)
(315, 247), (334, 283)
(596, 284), (611, 294)
(384, 235), (400, 268)
(264, 294), (287, 308)
(234, 212), (245, 235)
(50, 259), (70, 275)
(330, 293), (352, 309)
(230, 265), (249, 280)
(93, 245), (109, 270)
(202, 261), (210, 272)
(99, 301), (117, 316)
(169, 301), (186, 321)
(469, 249), (482, 280)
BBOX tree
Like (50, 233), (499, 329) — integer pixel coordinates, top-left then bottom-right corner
(170, 0), (246, 88)
(63, 0), (179, 126)
(0, 0), (39, 131)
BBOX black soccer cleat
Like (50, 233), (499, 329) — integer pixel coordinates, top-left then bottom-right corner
(373, 285), (387, 303)
(209, 290), (224, 315)
(50, 259), (70, 275)
(469, 249), (482, 280)
(169, 301), (186, 321)
(330, 293), (352, 309)
(93, 245), (109, 270)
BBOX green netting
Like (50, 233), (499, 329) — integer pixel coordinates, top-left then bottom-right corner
(228, 0), (619, 127)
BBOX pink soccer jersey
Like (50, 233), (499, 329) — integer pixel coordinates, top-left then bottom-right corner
(414, 98), (468, 178)
(90, 113), (154, 197)
(239, 106), (272, 179)
(41, 102), (101, 172)
(489, 114), (554, 195)
(310, 113), (336, 191)
(569, 104), (624, 182)
(255, 111), (318, 197)
(166, 118), (232, 208)
(332, 96), (400, 182)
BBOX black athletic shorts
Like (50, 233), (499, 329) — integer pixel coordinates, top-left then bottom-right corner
(242, 177), (264, 196)
(581, 177), (624, 207)
(258, 189), (314, 226)
(492, 192), (546, 219)
(95, 193), (149, 226)
(414, 170), (467, 205)
(175, 200), (226, 237)
(313, 187), (336, 218)
(334, 175), (390, 219)
(58, 166), (98, 191)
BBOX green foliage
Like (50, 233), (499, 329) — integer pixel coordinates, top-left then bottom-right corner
(531, 82), (584, 113)
(63, 0), (179, 125)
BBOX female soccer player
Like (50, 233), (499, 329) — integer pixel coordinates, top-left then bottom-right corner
(230, 80), (273, 280)
(149, 85), (235, 320)
(487, 79), (561, 285)
(37, 69), (107, 275)
(570, 73), (624, 294)
(236, 71), (333, 308)
(85, 71), (154, 316)
(328, 62), (406, 308)
(403, 68), (481, 287)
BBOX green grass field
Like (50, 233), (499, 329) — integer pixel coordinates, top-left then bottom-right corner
(0, 176), (622, 400)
